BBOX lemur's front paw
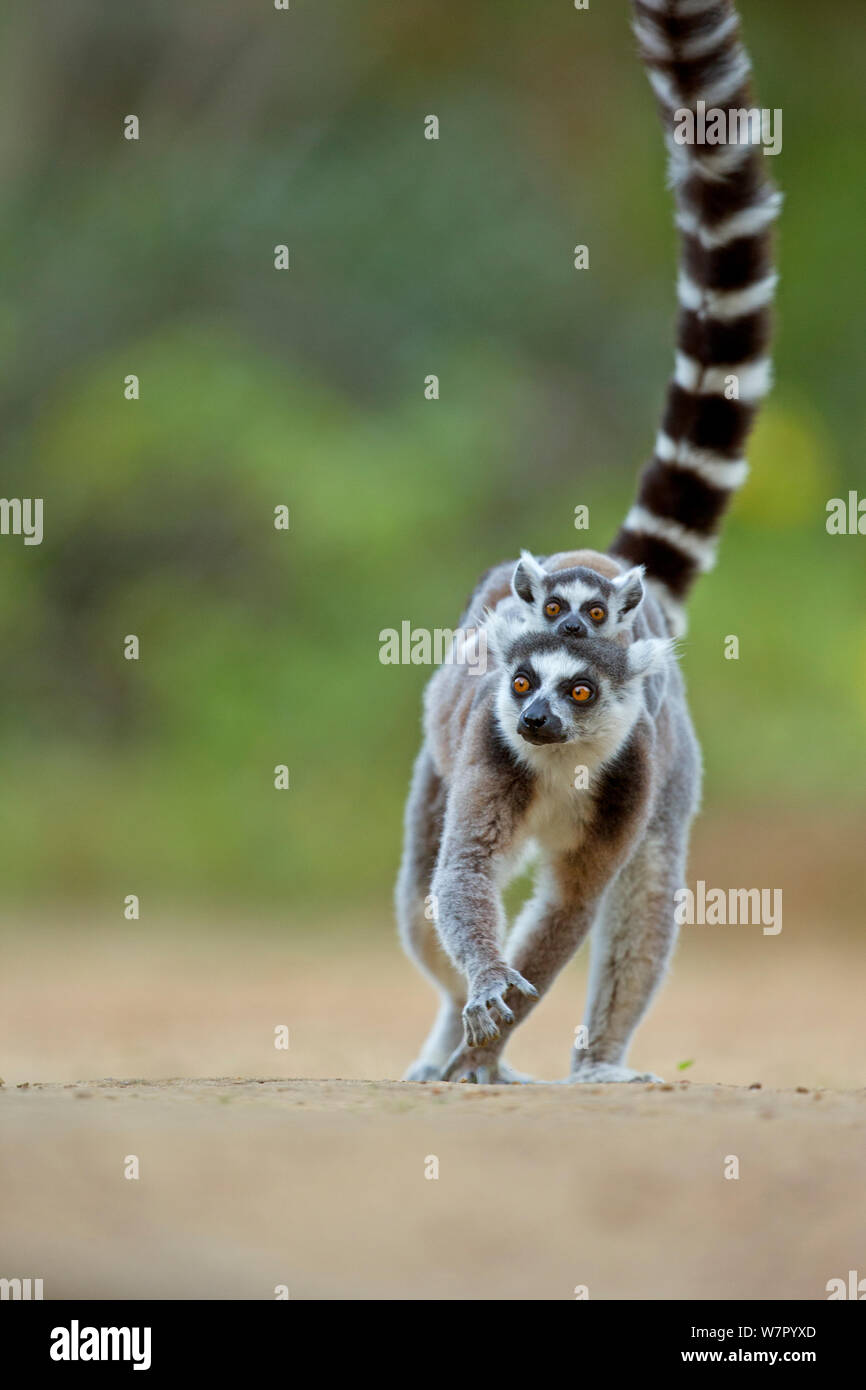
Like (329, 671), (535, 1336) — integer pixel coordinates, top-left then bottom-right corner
(569, 1060), (664, 1085)
(441, 1045), (535, 1085)
(462, 967), (537, 1046)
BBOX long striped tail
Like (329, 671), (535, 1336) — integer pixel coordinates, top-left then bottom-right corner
(611, 0), (781, 630)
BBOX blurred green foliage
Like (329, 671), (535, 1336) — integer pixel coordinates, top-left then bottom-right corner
(0, 1), (863, 909)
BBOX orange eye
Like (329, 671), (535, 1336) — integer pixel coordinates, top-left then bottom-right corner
(544, 601), (561, 618)
(513, 675), (530, 695)
(589, 606), (606, 623)
(571, 683), (593, 703)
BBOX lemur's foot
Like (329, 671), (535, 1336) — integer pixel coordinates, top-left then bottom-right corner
(441, 1046), (536, 1084)
(462, 967), (537, 1046)
(496, 1062), (537, 1084)
(569, 1060), (664, 1085)
(403, 1061), (443, 1082)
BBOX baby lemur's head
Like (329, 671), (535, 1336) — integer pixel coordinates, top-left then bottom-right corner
(512, 551), (645, 643)
(488, 622), (671, 762)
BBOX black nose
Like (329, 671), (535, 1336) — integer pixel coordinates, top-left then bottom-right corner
(517, 699), (565, 744)
(558, 616), (587, 638)
(518, 698), (551, 733)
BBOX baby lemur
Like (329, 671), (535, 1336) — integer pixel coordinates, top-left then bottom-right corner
(396, 0), (779, 1083)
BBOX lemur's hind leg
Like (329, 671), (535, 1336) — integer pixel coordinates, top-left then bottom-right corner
(396, 748), (465, 1080)
(570, 823), (688, 1084)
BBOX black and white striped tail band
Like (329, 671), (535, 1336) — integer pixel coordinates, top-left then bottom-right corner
(612, 0), (781, 631)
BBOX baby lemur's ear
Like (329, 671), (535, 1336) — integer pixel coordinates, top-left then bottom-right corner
(611, 566), (645, 624)
(627, 637), (674, 680)
(512, 551), (548, 606)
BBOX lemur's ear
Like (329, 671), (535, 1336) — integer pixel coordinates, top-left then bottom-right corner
(626, 637), (673, 680)
(611, 566), (645, 623)
(482, 607), (519, 665)
(512, 551), (548, 606)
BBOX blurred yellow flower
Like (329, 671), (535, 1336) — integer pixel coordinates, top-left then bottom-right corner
(735, 402), (834, 528)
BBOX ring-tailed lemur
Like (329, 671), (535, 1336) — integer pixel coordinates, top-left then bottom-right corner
(396, 0), (779, 1084)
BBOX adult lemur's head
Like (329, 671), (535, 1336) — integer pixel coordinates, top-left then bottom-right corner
(512, 551), (645, 643)
(487, 619), (671, 765)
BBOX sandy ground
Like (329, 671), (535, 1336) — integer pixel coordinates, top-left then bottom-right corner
(1, 885), (865, 1299)
(2, 1075), (864, 1301)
